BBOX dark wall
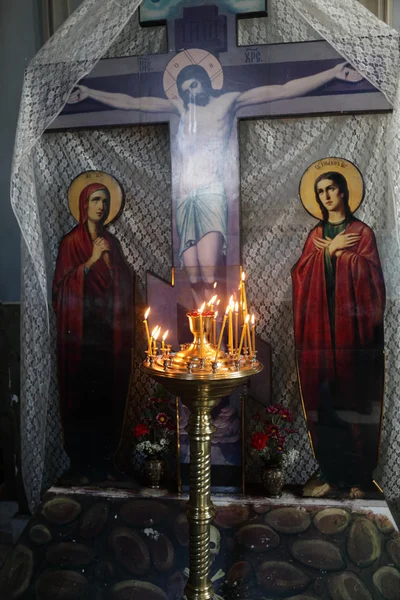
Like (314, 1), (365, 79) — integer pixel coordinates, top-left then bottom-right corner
(0, 0), (85, 302)
(0, 0), (41, 302)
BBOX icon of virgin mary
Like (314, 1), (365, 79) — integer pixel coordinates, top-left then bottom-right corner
(292, 158), (385, 499)
(52, 171), (133, 475)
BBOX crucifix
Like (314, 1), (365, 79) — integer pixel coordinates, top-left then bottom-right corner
(50, 0), (391, 348)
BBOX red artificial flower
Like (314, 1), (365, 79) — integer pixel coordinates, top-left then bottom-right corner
(278, 407), (293, 422)
(251, 432), (269, 451)
(266, 405), (279, 415)
(156, 412), (169, 426)
(133, 423), (149, 437)
(277, 435), (286, 448)
(265, 424), (280, 438)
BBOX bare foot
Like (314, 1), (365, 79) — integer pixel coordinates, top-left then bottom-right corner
(303, 475), (332, 498)
(349, 486), (365, 499)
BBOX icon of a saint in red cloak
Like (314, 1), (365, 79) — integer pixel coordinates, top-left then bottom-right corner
(292, 159), (385, 499)
(52, 171), (133, 476)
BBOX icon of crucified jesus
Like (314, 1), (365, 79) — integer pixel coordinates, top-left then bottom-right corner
(68, 55), (361, 306)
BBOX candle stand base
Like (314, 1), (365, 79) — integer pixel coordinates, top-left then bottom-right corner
(141, 358), (262, 600)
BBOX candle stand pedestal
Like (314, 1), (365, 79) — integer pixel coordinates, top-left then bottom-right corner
(141, 332), (262, 600)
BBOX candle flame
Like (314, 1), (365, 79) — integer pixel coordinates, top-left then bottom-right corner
(251, 314), (255, 325)
(150, 326), (158, 337)
(208, 295), (217, 306)
(225, 305), (230, 315)
(162, 329), (169, 341)
(153, 327), (160, 341)
(242, 271), (246, 282)
(214, 311), (218, 319)
(245, 314), (250, 324)
(229, 294), (234, 303)
(144, 307), (150, 320)
(213, 281), (217, 289)
(216, 299), (221, 306)
(199, 302), (205, 314)
(235, 301), (239, 312)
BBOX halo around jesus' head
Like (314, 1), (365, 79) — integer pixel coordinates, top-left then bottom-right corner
(163, 48), (224, 101)
(299, 157), (364, 220)
(68, 170), (124, 225)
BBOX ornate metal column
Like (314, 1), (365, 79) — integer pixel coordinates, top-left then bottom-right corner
(141, 345), (262, 600)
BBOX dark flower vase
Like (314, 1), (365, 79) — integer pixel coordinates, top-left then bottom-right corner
(262, 465), (285, 498)
(143, 455), (166, 489)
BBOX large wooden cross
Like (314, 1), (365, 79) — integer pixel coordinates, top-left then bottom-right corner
(50, 0), (391, 346)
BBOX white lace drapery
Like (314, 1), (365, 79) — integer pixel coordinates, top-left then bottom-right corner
(11, 0), (400, 516)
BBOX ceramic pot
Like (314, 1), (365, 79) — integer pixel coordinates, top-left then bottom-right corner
(262, 465), (285, 498)
(143, 455), (166, 489)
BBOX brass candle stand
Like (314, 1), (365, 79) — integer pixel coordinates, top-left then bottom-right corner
(140, 312), (263, 600)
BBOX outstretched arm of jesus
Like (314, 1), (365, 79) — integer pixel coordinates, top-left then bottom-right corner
(236, 62), (362, 109)
(67, 84), (179, 114)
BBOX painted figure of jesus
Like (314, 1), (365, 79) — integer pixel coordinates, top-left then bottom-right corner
(69, 60), (360, 305)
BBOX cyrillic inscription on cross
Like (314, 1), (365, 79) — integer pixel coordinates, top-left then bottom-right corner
(50, 0), (391, 347)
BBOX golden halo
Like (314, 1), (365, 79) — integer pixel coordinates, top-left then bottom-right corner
(299, 158), (364, 220)
(163, 48), (223, 101)
(68, 170), (124, 225)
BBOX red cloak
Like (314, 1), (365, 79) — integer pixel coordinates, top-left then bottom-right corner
(292, 218), (385, 487)
(52, 183), (133, 450)
(292, 218), (385, 413)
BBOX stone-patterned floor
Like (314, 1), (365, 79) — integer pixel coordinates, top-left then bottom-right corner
(0, 488), (399, 599)
(0, 501), (29, 572)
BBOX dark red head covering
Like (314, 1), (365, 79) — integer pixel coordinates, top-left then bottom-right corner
(79, 183), (110, 224)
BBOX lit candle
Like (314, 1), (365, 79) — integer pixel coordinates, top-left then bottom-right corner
(251, 314), (256, 354)
(215, 306), (229, 361)
(234, 301), (239, 352)
(238, 314), (250, 357)
(208, 294), (217, 312)
(247, 318), (252, 356)
(228, 295), (234, 351)
(162, 329), (169, 353)
(216, 299), (221, 344)
(150, 325), (157, 355)
(239, 279), (243, 323)
(199, 302), (205, 359)
(213, 311), (218, 347)
(242, 271), (247, 317)
(143, 307), (151, 355)
(152, 326), (160, 354)
(155, 326), (161, 351)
